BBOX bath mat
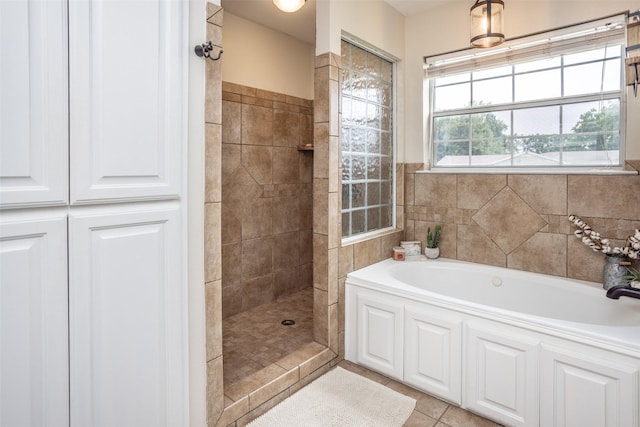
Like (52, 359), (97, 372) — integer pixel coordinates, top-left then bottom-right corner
(246, 367), (416, 427)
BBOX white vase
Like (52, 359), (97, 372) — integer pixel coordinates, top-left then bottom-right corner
(424, 247), (440, 259)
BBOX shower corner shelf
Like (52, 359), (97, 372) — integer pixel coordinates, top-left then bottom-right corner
(297, 145), (314, 151)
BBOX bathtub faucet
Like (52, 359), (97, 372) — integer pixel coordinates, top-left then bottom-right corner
(606, 285), (640, 300)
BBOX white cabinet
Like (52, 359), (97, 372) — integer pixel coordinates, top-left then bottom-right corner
(541, 344), (639, 427)
(0, 1), (190, 426)
(69, 204), (186, 426)
(465, 322), (539, 427)
(0, 213), (69, 426)
(353, 290), (404, 380)
(405, 306), (462, 404)
(0, 0), (68, 208)
(68, 0), (185, 204)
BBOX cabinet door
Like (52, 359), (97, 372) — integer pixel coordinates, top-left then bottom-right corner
(465, 322), (539, 427)
(0, 213), (68, 426)
(0, 0), (68, 208)
(69, 204), (186, 427)
(541, 344), (639, 427)
(355, 291), (404, 380)
(69, 0), (186, 204)
(405, 305), (462, 404)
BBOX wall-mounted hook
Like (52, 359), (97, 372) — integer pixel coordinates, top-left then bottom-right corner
(195, 41), (223, 61)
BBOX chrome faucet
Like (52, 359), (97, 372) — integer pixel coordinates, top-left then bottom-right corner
(606, 285), (640, 300)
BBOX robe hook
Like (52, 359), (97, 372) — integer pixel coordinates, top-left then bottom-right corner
(194, 41), (223, 61)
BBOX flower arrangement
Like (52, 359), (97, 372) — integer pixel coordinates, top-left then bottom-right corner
(426, 224), (442, 249)
(568, 214), (640, 259)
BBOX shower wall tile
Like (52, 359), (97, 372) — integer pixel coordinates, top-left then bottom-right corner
(353, 238), (382, 270)
(206, 280), (223, 360)
(205, 123), (222, 203)
(415, 173), (457, 207)
(241, 145), (272, 185)
(207, 356), (224, 424)
(273, 147), (299, 184)
(242, 104), (272, 146)
(205, 202), (222, 283)
(313, 289), (329, 346)
(221, 83), (314, 319)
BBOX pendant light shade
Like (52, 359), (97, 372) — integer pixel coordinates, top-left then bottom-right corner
(273, 0), (306, 13)
(470, 0), (505, 48)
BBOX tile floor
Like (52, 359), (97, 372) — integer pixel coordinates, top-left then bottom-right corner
(223, 287), (314, 384)
(337, 361), (502, 427)
(223, 286), (501, 427)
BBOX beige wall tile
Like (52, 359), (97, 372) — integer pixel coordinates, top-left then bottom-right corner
(457, 224), (506, 267)
(338, 244), (354, 278)
(313, 288), (328, 345)
(567, 234), (606, 282)
(568, 175), (640, 219)
(313, 233), (328, 290)
(221, 203), (241, 245)
(207, 4), (222, 24)
(206, 123), (222, 203)
(205, 202), (222, 283)
(415, 174), (457, 207)
(507, 232), (567, 276)
(241, 237), (272, 280)
(272, 195), (300, 234)
(222, 101), (241, 144)
(241, 197), (272, 240)
(328, 248), (338, 304)
(273, 109), (300, 147)
(242, 274), (274, 311)
(241, 145), (272, 185)
(298, 229), (313, 264)
(457, 174), (506, 210)
(509, 175), (567, 215)
(313, 123), (329, 178)
(206, 280), (223, 361)
(272, 147), (299, 184)
(205, 24), (222, 125)
(472, 187), (547, 254)
(222, 284), (242, 319)
(273, 232), (299, 271)
(207, 356), (224, 425)
(328, 303), (339, 354)
(221, 143), (241, 183)
(242, 104), (272, 146)
(222, 243), (242, 287)
(314, 66), (330, 124)
(273, 268), (299, 298)
(353, 238), (382, 270)
(313, 178), (329, 234)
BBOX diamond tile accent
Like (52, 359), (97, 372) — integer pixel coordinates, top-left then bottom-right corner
(472, 187), (547, 254)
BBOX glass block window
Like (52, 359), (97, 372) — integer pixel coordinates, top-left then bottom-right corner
(341, 39), (394, 239)
(425, 16), (626, 169)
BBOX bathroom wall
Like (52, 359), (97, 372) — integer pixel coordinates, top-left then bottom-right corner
(221, 82), (314, 318)
(403, 164), (640, 283)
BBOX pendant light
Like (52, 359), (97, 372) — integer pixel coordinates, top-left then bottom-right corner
(470, 0), (505, 48)
(273, 0), (306, 13)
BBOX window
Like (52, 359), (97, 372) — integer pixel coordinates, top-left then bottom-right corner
(425, 16), (626, 169)
(341, 39), (395, 239)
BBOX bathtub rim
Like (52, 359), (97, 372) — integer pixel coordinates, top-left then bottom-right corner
(346, 257), (640, 357)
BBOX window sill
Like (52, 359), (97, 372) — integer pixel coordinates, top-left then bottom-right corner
(417, 167), (638, 175)
(341, 227), (401, 247)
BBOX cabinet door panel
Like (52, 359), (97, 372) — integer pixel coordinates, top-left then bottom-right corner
(465, 322), (539, 427)
(405, 306), (462, 404)
(69, 0), (187, 203)
(69, 204), (186, 427)
(355, 292), (403, 380)
(541, 345), (638, 427)
(0, 0), (68, 208)
(0, 214), (68, 426)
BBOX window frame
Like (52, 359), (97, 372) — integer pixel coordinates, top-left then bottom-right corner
(340, 34), (399, 244)
(424, 14), (628, 171)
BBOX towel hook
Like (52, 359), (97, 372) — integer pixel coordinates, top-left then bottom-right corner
(195, 41), (223, 61)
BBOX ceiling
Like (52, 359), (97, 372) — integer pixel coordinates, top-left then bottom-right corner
(219, 0), (448, 45)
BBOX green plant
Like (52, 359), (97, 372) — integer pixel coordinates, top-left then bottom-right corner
(623, 267), (640, 286)
(426, 224), (442, 249)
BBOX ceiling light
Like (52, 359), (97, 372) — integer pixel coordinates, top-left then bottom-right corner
(273, 0), (306, 13)
(470, 0), (505, 48)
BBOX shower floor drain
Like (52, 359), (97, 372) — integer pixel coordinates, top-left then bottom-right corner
(281, 319), (295, 326)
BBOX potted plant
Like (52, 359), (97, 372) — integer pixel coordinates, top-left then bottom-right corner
(425, 224), (441, 259)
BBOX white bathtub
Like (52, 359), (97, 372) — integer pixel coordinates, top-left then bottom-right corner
(345, 257), (640, 427)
